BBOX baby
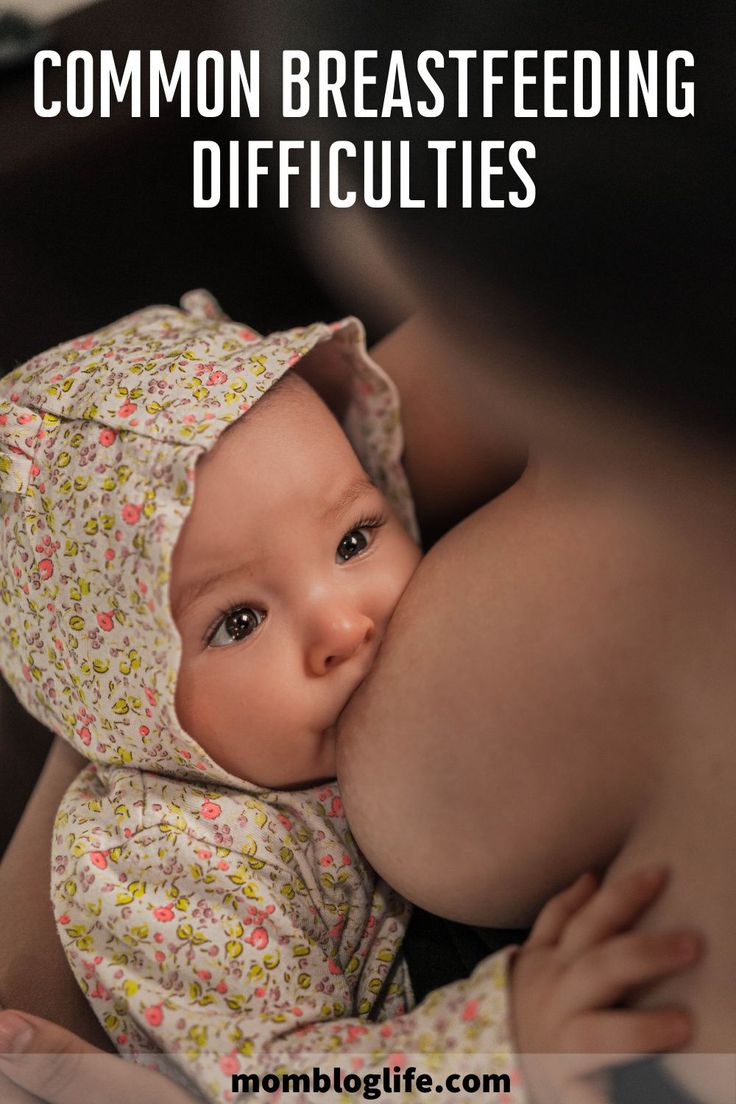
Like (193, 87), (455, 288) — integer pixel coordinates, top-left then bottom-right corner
(0, 292), (696, 1103)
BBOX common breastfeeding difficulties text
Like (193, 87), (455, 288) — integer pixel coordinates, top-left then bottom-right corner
(33, 48), (696, 210)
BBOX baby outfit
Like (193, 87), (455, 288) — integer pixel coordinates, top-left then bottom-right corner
(0, 292), (522, 1102)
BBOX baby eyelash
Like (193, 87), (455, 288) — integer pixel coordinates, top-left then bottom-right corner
(349, 512), (386, 532)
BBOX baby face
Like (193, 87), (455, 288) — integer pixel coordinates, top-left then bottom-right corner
(170, 374), (421, 788)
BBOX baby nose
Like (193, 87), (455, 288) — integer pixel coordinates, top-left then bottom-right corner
(307, 607), (376, 676)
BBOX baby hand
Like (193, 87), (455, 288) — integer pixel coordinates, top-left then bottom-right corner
(510, 866), (701, 1104)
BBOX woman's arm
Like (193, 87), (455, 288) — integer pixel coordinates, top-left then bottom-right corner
(0, 736), (113, 1050)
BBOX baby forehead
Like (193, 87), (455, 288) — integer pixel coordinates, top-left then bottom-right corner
(201, 372), (355, 468)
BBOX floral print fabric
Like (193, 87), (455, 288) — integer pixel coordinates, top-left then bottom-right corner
(0, 292), (523, 1101)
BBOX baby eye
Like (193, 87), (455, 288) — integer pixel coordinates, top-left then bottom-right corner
(336, 515), (386, 563)
(336, 527), (371, 563)
(208, 606), (265, 648)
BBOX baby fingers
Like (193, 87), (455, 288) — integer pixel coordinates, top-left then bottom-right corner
(526, 872), (598, 949)
(557, 865), (669, 960)
(557, 929), (702, 1017)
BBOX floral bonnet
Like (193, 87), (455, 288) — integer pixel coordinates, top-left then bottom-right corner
(0, 290), (416, 787)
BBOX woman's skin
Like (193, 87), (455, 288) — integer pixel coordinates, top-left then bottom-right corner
(336, 316), (736, 1103)
(0, 315), (733, 1103)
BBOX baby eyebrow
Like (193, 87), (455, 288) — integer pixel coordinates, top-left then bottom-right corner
(320, 474), (377, 524)
(172, 562), (256, 621)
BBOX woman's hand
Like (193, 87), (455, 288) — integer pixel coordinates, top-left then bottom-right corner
(511, 866), (702, 1104)
(0, 1011), (199, 1104)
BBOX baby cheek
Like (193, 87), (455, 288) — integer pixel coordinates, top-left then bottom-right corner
(390, 533), (423, 599)
(174, 655), (244, 747)
(173, 660), (212, 746)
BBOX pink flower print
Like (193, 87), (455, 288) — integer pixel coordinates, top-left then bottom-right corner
(346, 1024), (367, 1043)
(58, 913), (70, 925)
(22, 665), (31, 682)
(104, 549), (115, 561)
(79, 726), (91, 746)
(239, 328), (257, 340)
(248, 927), (268, 951)
(327, 959), (343, 976)
(122, 503), (142, 525)
(200, 800), (221, 820)
(328, 796), (343, 818)
(145, 688), (156, 706)
(319, 855), (333, 867)
(155, 951), (165, 963)
(153, 905), (174, 922)
(215, 980), (228, 994)
(217, 860), (229, 871)
(154, 933), (164, 943)
(16, 413), (35, 425)
(197, 969), (211, 980)
(277, 813), (293, 831)
(117, 1034), (128, 1046)
(254, 986), (265, 998)
(197, 849), (211, 860)
(118, 401), (137, 418)
(89, 851), (108, 870)
(99, 428), (117, 447)
(96, 611), (114, 632)
(379, 1024), (393, 1038)
(387, 1052), (407, 1070)
(220, 1054), (240, 1077)
(73, 336), (94, 350)
(461, 999), (479, 1022)
(37, 558), (53, 580)
(144, 1005), (164, 1027)
(341, 853), (351, 866)
(207, 370), (227, 386)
